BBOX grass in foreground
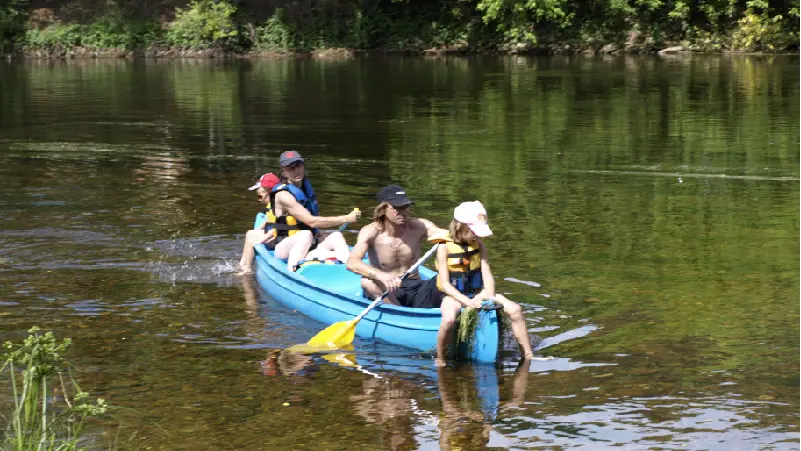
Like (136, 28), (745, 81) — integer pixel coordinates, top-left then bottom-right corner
(2, 327), (107, 451)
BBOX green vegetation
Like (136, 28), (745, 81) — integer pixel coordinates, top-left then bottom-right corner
(455, 308), (511, 356)
(0, 0), (26, 53)
(166, 0), (238, 50)
(21, 7), (163, 53)
(456, 308), (480, 351)
(0, 0), (797, 55)
(2, 327), (107, 451)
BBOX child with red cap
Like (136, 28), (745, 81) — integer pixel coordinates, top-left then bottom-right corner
(237, 173), (281, 274)
(434, 201), (534, 364)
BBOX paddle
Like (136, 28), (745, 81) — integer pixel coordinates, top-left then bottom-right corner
(306, 243), (440, 349)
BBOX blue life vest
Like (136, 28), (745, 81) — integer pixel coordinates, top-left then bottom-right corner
(267, 179), (320, 238)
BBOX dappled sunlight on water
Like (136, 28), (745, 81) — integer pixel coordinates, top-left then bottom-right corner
(0, 55), (797, 449)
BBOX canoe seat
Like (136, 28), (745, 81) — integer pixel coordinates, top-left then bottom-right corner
(297, 263), (365, 297)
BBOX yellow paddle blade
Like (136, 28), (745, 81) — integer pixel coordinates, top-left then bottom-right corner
(307, 319), (357, 348)
(322, 353), (358, 367)
(285, 343), (354, 354)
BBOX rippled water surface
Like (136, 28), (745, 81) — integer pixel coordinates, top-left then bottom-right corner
(0, 56), (798, 450)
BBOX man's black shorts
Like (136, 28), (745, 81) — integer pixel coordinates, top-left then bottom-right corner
(394, 278), (445, 309)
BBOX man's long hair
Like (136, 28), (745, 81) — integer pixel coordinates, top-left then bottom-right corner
(373, 201), (392, 231)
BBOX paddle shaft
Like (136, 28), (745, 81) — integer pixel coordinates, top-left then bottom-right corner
(352, 243), (440, 323)
(337, 208), (360, 232)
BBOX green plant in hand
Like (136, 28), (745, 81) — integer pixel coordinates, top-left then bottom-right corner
(2, 326), (107, 451)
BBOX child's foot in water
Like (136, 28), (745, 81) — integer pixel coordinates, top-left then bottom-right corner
(235, 266), (254, 276)
(523, 352), (554, 362)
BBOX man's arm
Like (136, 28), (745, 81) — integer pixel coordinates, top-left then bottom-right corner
(415, 217), (448, 239)
(346, 225), (376, 278)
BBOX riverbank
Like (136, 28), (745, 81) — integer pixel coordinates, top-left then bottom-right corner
(1, 0), (797, 59)
(3, 44), (796, 60)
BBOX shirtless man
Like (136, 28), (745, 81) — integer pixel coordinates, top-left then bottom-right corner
(346, 185), (447, 307)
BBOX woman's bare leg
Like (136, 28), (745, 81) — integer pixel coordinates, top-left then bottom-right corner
(494, 294), (533, 358)
(274, 230), (314, 271)
(317, 231), (350, 263)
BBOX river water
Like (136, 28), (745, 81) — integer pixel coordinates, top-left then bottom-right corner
(0, 55), (798, 450)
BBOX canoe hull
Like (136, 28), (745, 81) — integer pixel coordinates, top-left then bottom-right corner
(252, 219), (500, 363)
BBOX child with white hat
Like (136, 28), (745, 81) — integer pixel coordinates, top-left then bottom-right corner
(434, 201), (534, 364)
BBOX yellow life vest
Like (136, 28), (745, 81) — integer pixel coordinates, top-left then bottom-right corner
(436, 235), (484, 296)
(260, 203), (278, 240)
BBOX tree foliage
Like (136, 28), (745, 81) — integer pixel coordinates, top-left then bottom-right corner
(0, 0), (27, 52)
(1, 0), (798, 53)
(166, 0), (239, 49)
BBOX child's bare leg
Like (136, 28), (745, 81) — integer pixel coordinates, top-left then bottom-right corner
(237, 229), (264, 274)
(436, 296), (462, 365)
(495, 294), (533, 358)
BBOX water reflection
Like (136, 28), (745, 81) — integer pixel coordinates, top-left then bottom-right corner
(0, 55), (797, 449)
(436, 364), (496, 450)
(349, 375), (419, 450)
(261, 350), (315, 378)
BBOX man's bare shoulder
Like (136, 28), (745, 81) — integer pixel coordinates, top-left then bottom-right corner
(357, 222), (380, 240)
(409, 217), (444, 236)
(408, 217), (430, 231)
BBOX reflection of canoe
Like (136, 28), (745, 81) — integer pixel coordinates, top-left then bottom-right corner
(326, 352), (501, 422)
(252, 214), (501, 363)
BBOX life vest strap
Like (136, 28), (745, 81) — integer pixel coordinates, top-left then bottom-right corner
(446, 249), (479, 258)
(448, 246), (480, 267)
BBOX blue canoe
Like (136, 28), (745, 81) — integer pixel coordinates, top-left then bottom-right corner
(252, 215), (502, 363)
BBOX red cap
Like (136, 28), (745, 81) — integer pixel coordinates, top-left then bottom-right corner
(248, 173), (280, 191)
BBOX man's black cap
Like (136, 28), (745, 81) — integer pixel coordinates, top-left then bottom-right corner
(377, 185), (413, 207)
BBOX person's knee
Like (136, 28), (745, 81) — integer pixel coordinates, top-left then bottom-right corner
(440, 299), (459, 325)
(322, 231), (347, 249)
(440, 314), (457, 328)
(505, 300), (523, 318)
(360, 278), (381, 299)
(295, 230), (314, 244)
(360, 277), (372, 292)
